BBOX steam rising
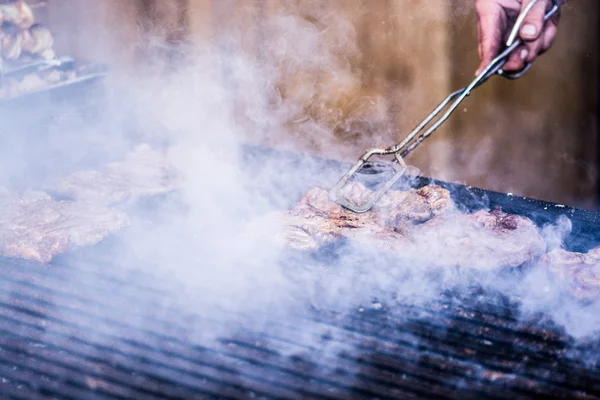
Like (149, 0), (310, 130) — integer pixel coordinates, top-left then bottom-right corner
(10, 1), (599, 374)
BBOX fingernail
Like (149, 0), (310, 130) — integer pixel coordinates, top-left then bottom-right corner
(521, 24), (537, 38)
(520, 49), (529, 61)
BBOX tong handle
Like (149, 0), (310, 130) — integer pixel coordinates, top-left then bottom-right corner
(480, 0), (560, 84)
(388, 0), (560, 159)
(329, 0), (561, 213)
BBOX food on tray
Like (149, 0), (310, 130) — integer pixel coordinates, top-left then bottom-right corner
(21, 23), (54, 59)
(0, 1), (74, 99)
(0, 1), (34, 31)
(0, 1), (51, 62)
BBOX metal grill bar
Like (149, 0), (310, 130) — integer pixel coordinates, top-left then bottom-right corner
(0, 252), (598, 399)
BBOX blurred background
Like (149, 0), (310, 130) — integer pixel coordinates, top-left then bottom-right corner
(17, 0), (600, 208)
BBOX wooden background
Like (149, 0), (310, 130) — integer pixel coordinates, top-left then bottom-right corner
(35, 0), (600, 208)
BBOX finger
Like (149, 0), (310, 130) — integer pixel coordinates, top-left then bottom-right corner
(519, 0), (549, 42)
(521, 1), (559, 62)
(503, 45), (529, 72)
(475, 1), (505, 75)
(540, 22), (558, 54)
(522, 34), (545, 64)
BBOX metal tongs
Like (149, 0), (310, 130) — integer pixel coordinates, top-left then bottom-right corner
(329, 0), (560, 213)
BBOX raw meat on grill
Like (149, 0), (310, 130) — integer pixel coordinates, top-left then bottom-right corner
(49, 144), (182, 206)
(281, 184), (546, 271)
(538, 247), (600, 301)
(0, 189), (129, 263)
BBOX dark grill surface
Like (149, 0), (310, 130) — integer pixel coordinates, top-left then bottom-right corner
(0, 146), (599, 399)
(0, 245), (598, 400)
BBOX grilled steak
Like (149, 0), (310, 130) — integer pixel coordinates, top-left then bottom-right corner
(283, 184), (451, 250)
(49, 144), (182, 206)
(538, 247), (600, 301)
(0, 189), (129, 263)
(413, 207), (546, 271)
(382, 183), (453, 228)
(281, 184), (546, 271)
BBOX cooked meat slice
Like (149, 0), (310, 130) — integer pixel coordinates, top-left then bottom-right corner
(329, 180), (452, 224)
(413, 207), (547, 271)
(0, 1), (34, 30)
(22, 23), (53, 55)
(17, 72), (46, 91)
(1, 30), (23, 60)
(0, 73), (48, 98)
(332, 180), (377, 211)
(41, 68), (61, 83)
(0, 190), (129, 263)
(538, 247), (600, 301)
(281, 186), (545, 271)
(379, 184), (452, 228)
(283, 185), (412, 252)
(49, 144), (182, 206)
(38, 47), (54, 60)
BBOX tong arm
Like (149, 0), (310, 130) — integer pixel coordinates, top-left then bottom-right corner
(382, 0), (560, 160)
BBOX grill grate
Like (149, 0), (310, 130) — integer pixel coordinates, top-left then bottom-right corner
(0, 247), (598, 400)
(0, 146), (599, 399)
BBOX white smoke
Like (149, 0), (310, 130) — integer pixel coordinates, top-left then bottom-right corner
(103, 3), (600, 344)
(7, 1), (598, 377)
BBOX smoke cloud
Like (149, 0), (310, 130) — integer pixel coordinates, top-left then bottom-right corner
(5, 0), (599, 384)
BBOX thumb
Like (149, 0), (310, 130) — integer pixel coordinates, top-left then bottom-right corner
(519, 0), (548, 41)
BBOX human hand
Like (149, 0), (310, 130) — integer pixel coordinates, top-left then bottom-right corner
(475, 0), (565, 75)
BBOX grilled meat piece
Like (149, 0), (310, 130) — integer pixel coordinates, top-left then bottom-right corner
(0, 71), (53, 98)
(413, 207), (546, 271)
(281, 184), (453, 253)
(0, 1), (34, 30)
(22, 23), (52, 56)
(50, 144), (182, 206)
(0, 189), (129, 263)
(380, 184), (452, 228)
(284, 185), (390, 252)
(0, 28), (22, 60)
(538, 247), (600, 301)
(281, 185), (546, 271)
